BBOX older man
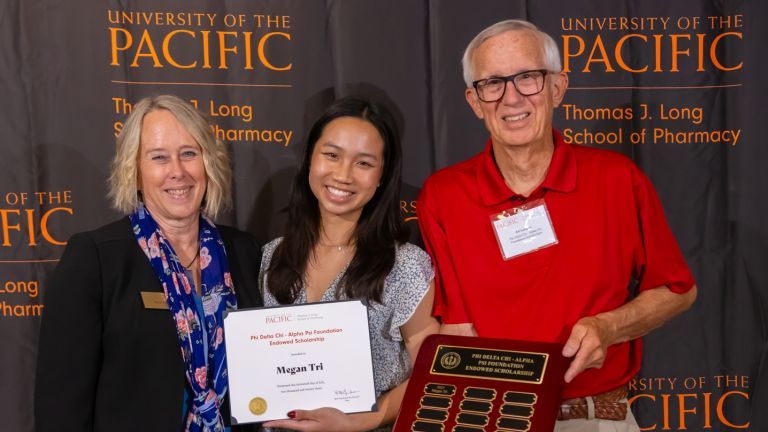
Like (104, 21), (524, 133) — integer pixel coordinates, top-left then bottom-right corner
(417, 19), (697, 431)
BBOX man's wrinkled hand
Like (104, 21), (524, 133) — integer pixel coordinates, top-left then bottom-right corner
(562, 316), (614, 383)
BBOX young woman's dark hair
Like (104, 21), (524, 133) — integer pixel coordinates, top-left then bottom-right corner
(267, 96), (408, 304)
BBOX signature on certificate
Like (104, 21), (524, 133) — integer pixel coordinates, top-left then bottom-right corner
(334, 389), (361, 397)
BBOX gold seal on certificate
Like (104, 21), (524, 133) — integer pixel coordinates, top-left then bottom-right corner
(224, 300), (377, 424)
(248, 397), (267, 415)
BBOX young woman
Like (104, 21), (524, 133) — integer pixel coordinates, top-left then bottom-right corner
(260, 97), (439, 431)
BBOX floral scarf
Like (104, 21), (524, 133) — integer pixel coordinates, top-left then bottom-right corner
(130, 204), (237, 432)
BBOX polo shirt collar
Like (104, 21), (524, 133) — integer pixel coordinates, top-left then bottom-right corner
(477, 129), (577, 206)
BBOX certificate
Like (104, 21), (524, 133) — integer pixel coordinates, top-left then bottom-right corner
(224, 300), (377, 424)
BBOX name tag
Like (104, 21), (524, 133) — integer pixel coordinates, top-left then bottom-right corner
(140, 291), (169, 310)
(490, 199), (558, 260)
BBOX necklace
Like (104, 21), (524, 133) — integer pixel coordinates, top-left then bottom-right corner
(181, 249), (200, 269)
(317, 242), (351, 252)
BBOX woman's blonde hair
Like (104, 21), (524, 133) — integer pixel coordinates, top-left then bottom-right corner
(107, 94), (232, 219)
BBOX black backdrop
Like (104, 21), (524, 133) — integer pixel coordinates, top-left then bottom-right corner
(1, 1), (766, 430)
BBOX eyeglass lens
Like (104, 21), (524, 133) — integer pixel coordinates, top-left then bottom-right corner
(476, 71), (545, 101)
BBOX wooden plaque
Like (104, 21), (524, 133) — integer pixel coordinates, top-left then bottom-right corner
(394, 335), (568, 432)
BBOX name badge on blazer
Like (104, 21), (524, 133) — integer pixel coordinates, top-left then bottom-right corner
(140, 291), (169, 310)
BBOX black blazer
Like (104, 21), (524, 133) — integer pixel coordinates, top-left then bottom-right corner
(34, 217), (263, 432)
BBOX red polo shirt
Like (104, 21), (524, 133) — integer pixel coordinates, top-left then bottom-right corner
(418, 130), (695, 399)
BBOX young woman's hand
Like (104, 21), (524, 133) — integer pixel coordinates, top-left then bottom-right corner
(263, 407), (374, 431)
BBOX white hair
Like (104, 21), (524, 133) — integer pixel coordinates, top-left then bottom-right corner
(461, 19), (562, 87)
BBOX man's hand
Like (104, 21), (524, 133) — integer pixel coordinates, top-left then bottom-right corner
(562, 316), (615, 382)
(561, 285), (697, 383)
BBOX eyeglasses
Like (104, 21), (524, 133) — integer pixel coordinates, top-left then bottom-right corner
(472, 69), (549, 102)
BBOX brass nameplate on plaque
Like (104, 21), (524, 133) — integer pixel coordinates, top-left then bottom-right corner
(431, 345), (548, 384)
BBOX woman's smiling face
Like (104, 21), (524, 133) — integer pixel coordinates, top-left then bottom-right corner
(308, 116), (385, 223)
